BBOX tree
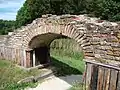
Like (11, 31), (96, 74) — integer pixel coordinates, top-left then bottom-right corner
(16, 0), (86, 27)
(16, 0), (51, 27)
(0, 20), (15, 35)
(86, 0), (120, 21)
(16, 0), (120, 27)
(1, 0), (120, 35)
(97, 0), (120, 21)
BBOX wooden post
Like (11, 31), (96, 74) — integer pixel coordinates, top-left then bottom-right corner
(33, 50), (36, 67)
(26, 49), (33, 68)
(23, 49), (26, 67)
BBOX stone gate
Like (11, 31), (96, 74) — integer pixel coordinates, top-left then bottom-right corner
(0, 14), (120, 68)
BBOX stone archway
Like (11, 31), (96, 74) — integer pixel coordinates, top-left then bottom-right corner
(28, 33), (67, 67)
(0, 14), (120, 68)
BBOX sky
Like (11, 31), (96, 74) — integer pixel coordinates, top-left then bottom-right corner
(0, 0), (25, 20)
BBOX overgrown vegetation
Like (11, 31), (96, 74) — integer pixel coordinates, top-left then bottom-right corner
(50, 39), (85, 76)
(16, 0), (86, 27)
(0, 60), (40, 90)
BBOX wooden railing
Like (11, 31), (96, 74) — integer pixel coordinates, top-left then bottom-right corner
(84, 60), (120, 90)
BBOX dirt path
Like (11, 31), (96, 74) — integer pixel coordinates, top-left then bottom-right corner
(26, 75), (82, 90)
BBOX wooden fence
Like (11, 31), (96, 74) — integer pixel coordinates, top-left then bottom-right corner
(0, 45), (26, 67)
(85, 60), (120, 90)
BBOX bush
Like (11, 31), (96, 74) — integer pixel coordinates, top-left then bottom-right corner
(86, 0), (120, 21)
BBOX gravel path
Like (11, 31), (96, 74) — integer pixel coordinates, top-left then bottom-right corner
(26, 75), (82, 90)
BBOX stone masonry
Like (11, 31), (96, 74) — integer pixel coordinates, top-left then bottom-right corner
(0, 14), (120, 68)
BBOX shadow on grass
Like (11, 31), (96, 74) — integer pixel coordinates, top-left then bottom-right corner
(50, 57), (83, 76)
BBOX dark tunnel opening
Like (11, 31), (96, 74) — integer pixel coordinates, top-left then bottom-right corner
(28, 33), (69, 67)
(35, 46), (49, 65)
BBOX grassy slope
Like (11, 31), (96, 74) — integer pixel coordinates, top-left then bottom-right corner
(0, 60), (39, 90)
(50, 48), (85, 76)
(51, 55), (85, 74)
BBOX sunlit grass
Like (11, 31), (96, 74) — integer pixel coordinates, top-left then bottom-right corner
(0, 60), (40, 90)
(51, 54), (85, 76)
(69, 82), (86, 90)
(50, 39), (85, 76)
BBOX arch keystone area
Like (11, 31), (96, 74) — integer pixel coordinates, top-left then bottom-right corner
(0, 14), (120, 68)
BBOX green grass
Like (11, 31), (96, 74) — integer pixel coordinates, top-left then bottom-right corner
(50, 38), (86, 89)
(51, 52), (86, 89)
(68, 82), (86, 90)
(51, 49), (84, 60)
(2, 82), (38, 90)
(50, 49), (85, 76)
(0, 60), (40, 90)
(50, 39), (85, 76)
(51, 55), (85, 74)
(0, 60), (10, 68)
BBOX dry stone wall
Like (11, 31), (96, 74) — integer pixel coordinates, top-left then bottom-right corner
(0, 14), (120, 67)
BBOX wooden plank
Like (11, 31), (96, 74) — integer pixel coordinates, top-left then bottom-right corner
(86, 63), (93, 90)
(102, 68), (110, 90)
(90, 65), (99, 90)
(109, 69), (118, 90)
(116, 71), (120, 90)
(85, 60), (120, 71)
(97, 66), (104, 90)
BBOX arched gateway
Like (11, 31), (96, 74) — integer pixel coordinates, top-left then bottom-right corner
(0, 14), (120, 68)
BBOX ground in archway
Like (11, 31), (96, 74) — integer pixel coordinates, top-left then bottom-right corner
(26, 75), (83, 90)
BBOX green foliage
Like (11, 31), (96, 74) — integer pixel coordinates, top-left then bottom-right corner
(16, 0), (120, 27)
(16, 0), (51, 27)
(16, 0), (87, 27)
(0, 20), (16, 35)
(86, 0), (120, 21)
